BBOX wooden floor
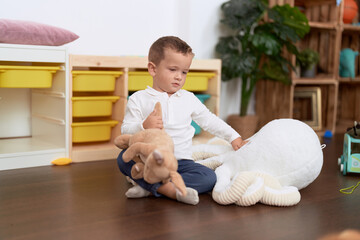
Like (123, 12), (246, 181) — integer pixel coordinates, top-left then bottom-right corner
(1, 134), (360, 240)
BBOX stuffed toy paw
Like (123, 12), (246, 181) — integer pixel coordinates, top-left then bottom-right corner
(195, 119), (323, 207)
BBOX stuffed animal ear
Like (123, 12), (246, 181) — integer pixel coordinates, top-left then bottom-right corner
(153, 102), (162, 117)
(152, 150), (164, 165)
(169, 171), (187, 196)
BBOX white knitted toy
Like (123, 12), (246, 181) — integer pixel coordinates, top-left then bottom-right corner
(193, 119), (324, 207)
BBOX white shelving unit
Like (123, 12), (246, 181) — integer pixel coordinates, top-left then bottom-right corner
(0, 44), (69, 170)
(0, 50), (220, 169)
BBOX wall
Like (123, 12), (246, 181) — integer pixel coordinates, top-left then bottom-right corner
(0, 0), (247, 121)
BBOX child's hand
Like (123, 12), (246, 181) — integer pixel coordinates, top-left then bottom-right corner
(143, 108), (163, 129)
(231, 137), (248, 151)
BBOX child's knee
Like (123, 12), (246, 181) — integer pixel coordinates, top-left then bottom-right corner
(197, 168), (217, 193)
(207, 170), (217, 188)
(117, 149), (130, 175)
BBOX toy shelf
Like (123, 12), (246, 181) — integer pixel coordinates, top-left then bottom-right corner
(69, 55), (126, 163)
(308, 22), (337, 29)
(256, 0), (360, 136)
(69, 55), (221, 163)
(0, 44), (69, 170)
(338, 77), (360, 83)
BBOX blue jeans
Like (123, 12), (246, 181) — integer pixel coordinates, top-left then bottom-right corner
(117, 149), (217, 197)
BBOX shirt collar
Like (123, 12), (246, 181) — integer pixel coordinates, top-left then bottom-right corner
(145, 86), (183, 97)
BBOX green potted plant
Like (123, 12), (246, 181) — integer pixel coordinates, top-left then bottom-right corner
(296, 48), (320, 78)
(215, 0), (309, 137)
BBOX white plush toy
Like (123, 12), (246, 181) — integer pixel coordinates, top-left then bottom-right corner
(193, 119), (324, 207)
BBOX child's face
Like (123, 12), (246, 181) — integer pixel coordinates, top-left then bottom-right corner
(149, 48), (193, 96)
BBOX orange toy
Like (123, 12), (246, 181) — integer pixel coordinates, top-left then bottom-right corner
(51, 157), (72, 166)
(343, 0), (358, 24)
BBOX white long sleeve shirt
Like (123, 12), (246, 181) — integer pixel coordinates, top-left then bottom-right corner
(121, 86), (240, 160)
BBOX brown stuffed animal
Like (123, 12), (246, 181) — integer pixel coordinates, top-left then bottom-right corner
(114, 102), (187, 196)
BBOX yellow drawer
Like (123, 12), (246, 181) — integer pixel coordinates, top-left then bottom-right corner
(72, 71), (123, 92)
(128, 71), (215, 91)
(72, 96), (120, 117)
(71, 120), (118, 143)
(184, 72), (215, 91)
(128, 71), (152, 91)
(0, 65), (60, 88)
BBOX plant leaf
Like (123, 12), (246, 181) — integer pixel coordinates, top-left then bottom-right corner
(268, 4), (310, 38)
(251, 30), (281, 55)
(215, 0), (309, 115)
(220, 0), (266, 31)
(262, 59), (291, 85)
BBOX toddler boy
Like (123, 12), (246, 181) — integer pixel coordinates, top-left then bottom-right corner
(117, 36), (246, 205)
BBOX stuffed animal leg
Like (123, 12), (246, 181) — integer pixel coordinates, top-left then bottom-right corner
(130, 163), (145, 180)
(169, 171), (187, 196)
(114, 134), (132, 149)
(122, 142), (154, 163)
(114, 136), (149, 179)
(192, 138), (232, 170)
(192, 137), (233, 164)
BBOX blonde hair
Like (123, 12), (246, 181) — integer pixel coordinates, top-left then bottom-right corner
(148, 36), (194, 65)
